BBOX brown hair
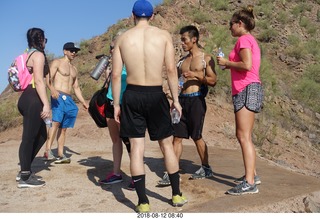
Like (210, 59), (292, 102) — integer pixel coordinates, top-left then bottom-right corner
(232, 5), (255, 31)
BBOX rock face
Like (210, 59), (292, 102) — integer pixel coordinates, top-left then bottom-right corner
(304, 192), (320, 213)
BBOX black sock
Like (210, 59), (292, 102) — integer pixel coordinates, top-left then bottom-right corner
(20, 171), (31, 181)
(168, 171), (180, 196)
(202, 164), (210, 168)
(132, 175), (149, 205)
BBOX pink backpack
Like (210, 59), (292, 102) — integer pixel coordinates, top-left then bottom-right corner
(8, 49), (36, 92)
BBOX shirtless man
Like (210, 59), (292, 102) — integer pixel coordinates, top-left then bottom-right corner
(158, 25), (217, 185)
(44, 42), (88, 164)
(111, 0), (187, 213)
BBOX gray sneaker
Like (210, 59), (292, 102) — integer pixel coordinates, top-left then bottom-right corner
(234, 175), (261, 185)
(16, 172), (43, 182)
(157, 172), (171, 186)
(226, 180), (259, 195)
(17, 175), (46, 188)
(189, 165), (213, 180)
(54, 154), (71, 164)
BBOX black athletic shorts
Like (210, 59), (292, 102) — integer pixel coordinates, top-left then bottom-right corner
(173, 95), (206, 140)
(120, 85), (174, 141)
(232, 82), (264, 113)
(105, 98), (114, 119)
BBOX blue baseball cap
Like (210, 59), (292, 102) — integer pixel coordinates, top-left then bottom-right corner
(132, 0), (154, 17)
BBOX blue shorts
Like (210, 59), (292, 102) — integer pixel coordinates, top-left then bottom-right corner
(51, 92), (78, 128)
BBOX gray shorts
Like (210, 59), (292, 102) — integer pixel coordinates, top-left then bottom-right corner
(232, 82), (263, 113)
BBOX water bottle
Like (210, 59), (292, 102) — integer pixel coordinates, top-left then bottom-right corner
(178, 75), (185, 94)
(44, 117), (52, 127)
(217, 47), (226, 70)
(90, 56), (110, 80)
(171, 108), (180, 124)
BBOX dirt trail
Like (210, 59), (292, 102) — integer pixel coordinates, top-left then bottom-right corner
(0, 103), (319, 213)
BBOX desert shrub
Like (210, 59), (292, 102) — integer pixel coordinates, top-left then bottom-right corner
(305, 64), (320, 83)
(293, 77), (320, 113)
(277, 11), (290, 25)
(191, 9), (210, 24)
(285, 35), (307, 59)
(207, 0), (228, 11)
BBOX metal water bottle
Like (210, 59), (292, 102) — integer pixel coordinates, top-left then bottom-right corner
(217, 47), (226, 70)
(90, 56), (110, 80)
(171, 108), (180, 124)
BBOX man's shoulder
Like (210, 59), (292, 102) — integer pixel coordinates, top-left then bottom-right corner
(52, 58), (63, 64)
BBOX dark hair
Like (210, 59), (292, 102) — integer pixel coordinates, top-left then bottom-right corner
(179, 25), (200, 44)
(232, 5), (255, 31)
(26, 27), (49, 75)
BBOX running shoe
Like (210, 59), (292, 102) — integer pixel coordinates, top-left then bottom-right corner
(99, 172), (123, 185)
(127, 180), (135, 191)
(43, 150), (56, 161)
(135, 203), (150, 213)
(157, 172), (171, 186)
(172, 194), (188, 207)
(54, 154), (71, 164)
(189, 165), (213, 179)
(16, 172), (43, 182)
(234, 175), (261, 185)
(17, 175), (46, 188)
(226, 180), (259, 195)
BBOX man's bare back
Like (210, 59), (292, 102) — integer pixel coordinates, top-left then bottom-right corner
(115, 25), (176, 86)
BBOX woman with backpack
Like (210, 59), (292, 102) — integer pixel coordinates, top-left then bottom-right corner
(16, 27), (51, 188)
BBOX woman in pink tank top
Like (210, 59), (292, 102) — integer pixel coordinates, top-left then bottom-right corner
(217, 5), (264, 195)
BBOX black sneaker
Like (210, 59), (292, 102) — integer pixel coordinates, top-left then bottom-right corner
(17, 175), (46, 188)
(226, 180), (258, 195)
(16, 172), (43, 182)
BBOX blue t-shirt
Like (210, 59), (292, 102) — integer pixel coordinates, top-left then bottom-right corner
(106, 66), (127, 104)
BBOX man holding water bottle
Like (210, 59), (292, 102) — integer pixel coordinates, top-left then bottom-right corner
(111, 0), (186, 213)
(158, 25), (217, 185)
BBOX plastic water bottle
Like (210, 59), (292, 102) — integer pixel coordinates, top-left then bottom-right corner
(44, 118), (52, 127)
(171, 108), (180, 124)
(217, 47), (226, 70)
(178, 75), (185, 94)
(90, 56), (110, 80)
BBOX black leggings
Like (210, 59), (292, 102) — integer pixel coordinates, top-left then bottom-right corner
(17, 85), (47, 172)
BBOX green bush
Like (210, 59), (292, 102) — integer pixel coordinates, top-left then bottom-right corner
(285, 35), (307, 59)
(293, 78), (320, 113)
(207, 0), (228, 11)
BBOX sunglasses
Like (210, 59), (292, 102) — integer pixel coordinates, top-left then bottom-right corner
(229, 20), (241, 28)
(45, 38), (48, 44)
(69, 50), (78, 54)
